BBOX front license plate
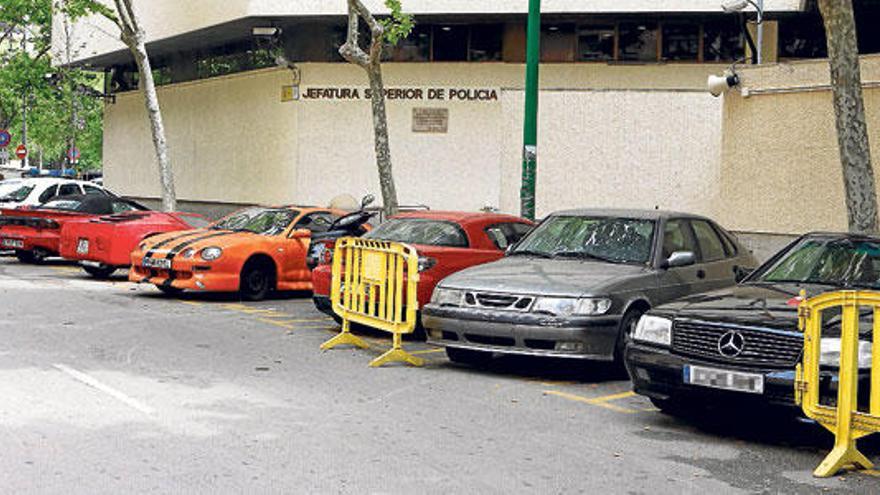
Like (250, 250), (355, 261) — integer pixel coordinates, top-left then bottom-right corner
(1, 238), (24, 249)
(143, 257), (172, 270)
(76, 239), (90, 255)
(683, 365), (764, 394)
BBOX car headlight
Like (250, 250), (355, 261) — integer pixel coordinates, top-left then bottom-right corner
(632, 315), (672, 347)
(181, 248), (196, 259)
(820, 338), (872, 369)
(200, 247), (223, 261)
(531, 297), (612, 316)
(431, 287), (463, 306)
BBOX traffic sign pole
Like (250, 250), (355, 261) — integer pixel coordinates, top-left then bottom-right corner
(520, 0), (541, 221)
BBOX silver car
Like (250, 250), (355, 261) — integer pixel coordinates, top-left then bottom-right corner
(422, 209), (758, 365)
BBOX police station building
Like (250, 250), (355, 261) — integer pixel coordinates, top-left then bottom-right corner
(56, 1), (880, 257)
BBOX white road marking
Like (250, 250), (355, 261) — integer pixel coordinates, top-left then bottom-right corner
(53, 363), (156, 416)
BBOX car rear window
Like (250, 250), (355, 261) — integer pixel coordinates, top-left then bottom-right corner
(2, 185), (35, 202)
(364, 218), (469, 247)
(42, 199), (84, 211)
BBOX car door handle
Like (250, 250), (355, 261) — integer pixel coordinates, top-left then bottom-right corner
(697, 269), (706, 279)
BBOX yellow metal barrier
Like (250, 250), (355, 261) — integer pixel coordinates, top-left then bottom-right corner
(795, 290), (880, 477)
(321, 237), (424, 367)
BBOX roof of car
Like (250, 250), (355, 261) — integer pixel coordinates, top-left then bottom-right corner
(551, 208), (710, 221)
(392, 210), (529, 223)
(43, 195), (146, 214)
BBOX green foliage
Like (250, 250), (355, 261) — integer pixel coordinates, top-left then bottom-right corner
(380, 0), (414, 45)
(0, 0), (104, 171)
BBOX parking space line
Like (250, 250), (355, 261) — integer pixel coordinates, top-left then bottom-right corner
(53, 364), (156, 416)
(257, 318), (295, 330)
(544, 390), (639, 414)
(590, 391), (637, 403)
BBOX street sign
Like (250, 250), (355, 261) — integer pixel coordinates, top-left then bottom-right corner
(68, 147), (81, 162)
(0, 129), (11, 148)
(15, 144), (27, 160)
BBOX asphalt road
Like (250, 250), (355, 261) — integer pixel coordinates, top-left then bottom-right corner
(1, 255), (878, 494)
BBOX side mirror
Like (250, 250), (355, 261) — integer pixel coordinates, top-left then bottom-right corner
(734, 266), (754, 283)
(663, 251), (696, 269)
(361, 194), (376, 209)
(290, 228), (311, 239)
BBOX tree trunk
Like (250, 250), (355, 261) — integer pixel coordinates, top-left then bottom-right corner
(819, 0), (878, 234)
(128, 34), (176, 212)
(366, 64), (399, 218)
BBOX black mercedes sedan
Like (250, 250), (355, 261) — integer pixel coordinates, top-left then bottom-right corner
(625, 232), (876, 413)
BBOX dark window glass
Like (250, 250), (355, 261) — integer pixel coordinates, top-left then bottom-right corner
(391, 24), (431, 61)
(42, 199), (83, 211)
(37, 185), (57, 204)
(541, 24), (576, 62)
(433, 25), (469, 61)
(662, 219), (697, 259)
(112, 201), (138, 214)
(577, 24), (615, 61)
(508, 223), (533, 244)
(58, 184), (79, 197)
(469, 24), (503, 61)
(83, 185), (106, 196)
(692, 220), (727, 262)
(295, 212), (339, 234)
(855, 5), (880, 54)
(485, 225), (510, 250)
(779, 17), (827, 59)
(619, 22), (658, 62)
(703, 19), (743, 62)
(662, 23), (700, 61)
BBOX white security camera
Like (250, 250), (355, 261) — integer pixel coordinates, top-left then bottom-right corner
(707, 71), (740, 97)
(721, 0), (751, 13)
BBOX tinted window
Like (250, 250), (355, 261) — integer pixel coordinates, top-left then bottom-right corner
(364, 219), (469, 248)
(433, 25), (468, 61)
(485, 223), (533, 250)
(508, 223), (533, 243)
(619, 22), (658, 62)
(714, 225), (739, 257)
(514, 216), (655, 264)
(37, 185), (57, 203)
(662, 24), (699, 61)
(42, 199), (83, 211)
(756, 237), (880, 288)
(83, 185), (106, 196)
(469, 24), (503, 61)
(692, 220), (726, 262)
(295, 212), (338, 234)
(662, 219), (697, 259)
(485, 226), (510, 250)
(703, 18), (743, 62)
(58, 184), (80, 196)
(112, 201), (138, 214)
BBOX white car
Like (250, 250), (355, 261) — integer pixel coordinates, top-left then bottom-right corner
(0, 178), (112, 210)
(0, 179), (25, 198)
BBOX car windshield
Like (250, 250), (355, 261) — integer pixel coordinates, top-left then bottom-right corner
(211, 208), (299, 235)
(0, 181), (23, 197)
(511, 215), (656, 264)
(753, 237), (880, 289)
(0, 184), (35, 202)
(364, 218), (468, 247)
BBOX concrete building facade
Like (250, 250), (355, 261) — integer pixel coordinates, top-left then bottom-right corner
(54, 1), (880, 259)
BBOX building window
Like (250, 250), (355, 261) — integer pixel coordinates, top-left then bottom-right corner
(433, 25), (469, 61)
(390, 24), (431, 62)
(541, 23), (576, 62)
(703, 19), (743, 62)
(618, 22), (658, 62)
(577, 24), (615, 61)
(469, 24), (503, 61)
(779, 17), (827, 59)
(662, 23), (700, 61)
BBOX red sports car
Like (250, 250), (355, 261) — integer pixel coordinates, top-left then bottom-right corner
(311, 211), (534, 321)
(60, 210), (209, 279)
(0, 195), (147, 264)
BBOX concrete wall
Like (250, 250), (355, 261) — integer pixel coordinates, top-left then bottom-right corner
(718, 54), (880, 235)
(104, 63), (727, 221)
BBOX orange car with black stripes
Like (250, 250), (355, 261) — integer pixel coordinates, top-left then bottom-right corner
(129, 205), (346, 300)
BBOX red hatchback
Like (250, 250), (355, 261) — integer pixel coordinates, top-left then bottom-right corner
(60, 210), (209, 279)
(0, 195), (147, 264)
(311, 211), (533, 321)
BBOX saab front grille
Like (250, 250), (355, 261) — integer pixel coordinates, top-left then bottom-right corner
(672, 320), (802, 369)
(466, 292), (534, 311)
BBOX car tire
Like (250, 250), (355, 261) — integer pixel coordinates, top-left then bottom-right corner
(240, 259), (274, 302)
(82, 264), (117, 279)
(157, 285), (184, 296)
(613, 307), (646, 364)
(445, 347), (493, 366)
(15, 250), (37, 264)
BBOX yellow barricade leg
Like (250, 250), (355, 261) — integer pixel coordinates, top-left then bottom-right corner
(369, 333), (425, 368)
(814, 439), (873, 478)
(321, 319), (370, 351)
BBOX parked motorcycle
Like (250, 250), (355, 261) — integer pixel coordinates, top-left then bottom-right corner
(305, 195), (376, 270)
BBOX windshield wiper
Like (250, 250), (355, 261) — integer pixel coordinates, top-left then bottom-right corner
(509, 250), (553, 259)
(553, 251), (620, 263)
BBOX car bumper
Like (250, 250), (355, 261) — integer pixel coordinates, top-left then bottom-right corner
(129, 264), (240, 292)
(422, 305), (621, 360)
(624, 343), (861, 409)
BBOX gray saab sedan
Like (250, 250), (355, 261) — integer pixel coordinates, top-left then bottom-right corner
(422, 209), (758, 365)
